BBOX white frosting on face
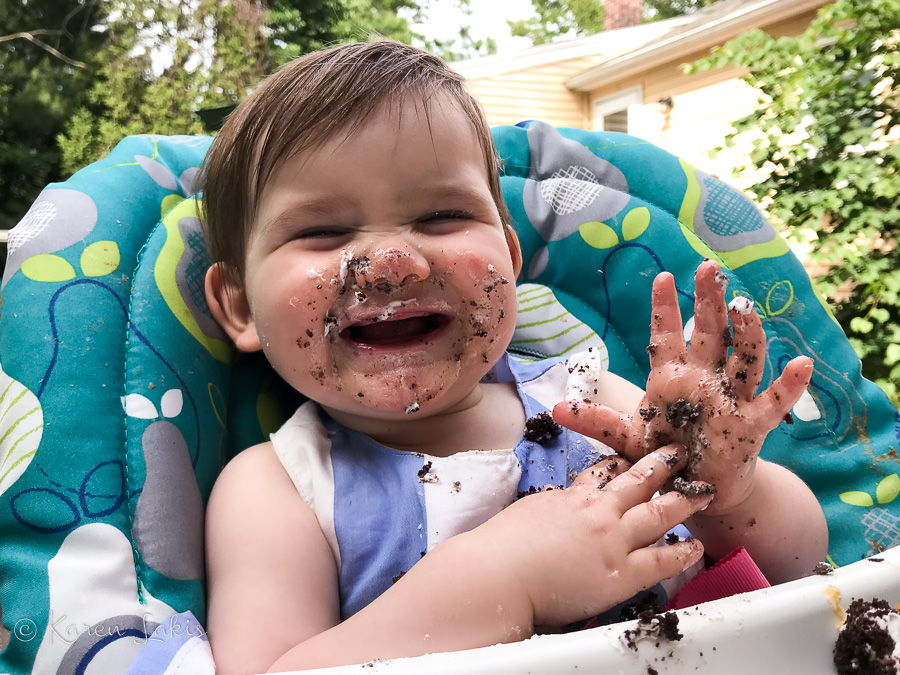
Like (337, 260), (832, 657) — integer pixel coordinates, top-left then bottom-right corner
(306, 268), (325, 280)
(727, 296), (755, 315)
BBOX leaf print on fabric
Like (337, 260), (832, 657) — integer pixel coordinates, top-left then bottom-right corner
(0, 361), (43, 498)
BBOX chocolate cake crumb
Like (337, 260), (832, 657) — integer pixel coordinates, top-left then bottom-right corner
(735, 369), (748, 382)
(621, 608), (683, 651)
(452, 481), (461, 492)
(870, 558), (885, 563)
(646, 343), (658, 357)
(813, 562), (835, 575)
(516, 486), (539, 500)
(665, 399), (703, 429)
(391, 571), (406, 584)
(672, 476), (717, 496)
(417, 461), (438, 483)
(783, 412), (795, 425)
(742, 353), (758, 365)
(639, 405), (659, 421)
(722, 328), (733, 348)
(720, 375), (738, 401)
(618, 592), (662, 622)
(834, 598), (900, 674)
(657, 452), (680, 468)
(524, 412), (563, 443)
(665, 532), (680, 545)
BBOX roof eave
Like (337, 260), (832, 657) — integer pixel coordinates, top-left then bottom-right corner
(450, 15), (692, 81)
(565, 0), (829, 92)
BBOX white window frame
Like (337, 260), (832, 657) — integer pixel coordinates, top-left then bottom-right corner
(592, 85), (643, 133)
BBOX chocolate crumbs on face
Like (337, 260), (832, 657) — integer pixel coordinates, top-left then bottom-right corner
(524, 412), (563, 443)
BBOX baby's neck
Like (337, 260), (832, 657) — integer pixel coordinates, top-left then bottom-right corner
(323, 381), (526, 457)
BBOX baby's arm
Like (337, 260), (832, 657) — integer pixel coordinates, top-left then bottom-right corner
(554, 260), (828, 584)
(206, 443), (712, 673)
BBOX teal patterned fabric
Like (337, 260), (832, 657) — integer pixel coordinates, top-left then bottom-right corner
(0, 124), (897, 674)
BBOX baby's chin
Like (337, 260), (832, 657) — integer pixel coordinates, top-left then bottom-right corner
(328, 355), (493, 418)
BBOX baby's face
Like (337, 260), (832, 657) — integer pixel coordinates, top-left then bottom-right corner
(234, 95), (520, 420)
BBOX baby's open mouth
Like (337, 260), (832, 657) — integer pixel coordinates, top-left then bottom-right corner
(342, 313), (450, 347)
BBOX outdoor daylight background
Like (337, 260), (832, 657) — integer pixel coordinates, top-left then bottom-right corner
(1, 0), (898, 402)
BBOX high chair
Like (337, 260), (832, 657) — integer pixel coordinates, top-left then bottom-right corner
(1, 121), (897, 674)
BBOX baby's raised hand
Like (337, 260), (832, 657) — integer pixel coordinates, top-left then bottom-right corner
(554, 260), (813, 515)
(476, 447), (711, 627)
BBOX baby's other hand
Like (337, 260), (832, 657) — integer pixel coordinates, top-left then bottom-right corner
(478, 447), (710, 627)
(553, 260), (813, 515)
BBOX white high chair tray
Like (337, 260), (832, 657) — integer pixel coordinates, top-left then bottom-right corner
(284, 546), (900, 675)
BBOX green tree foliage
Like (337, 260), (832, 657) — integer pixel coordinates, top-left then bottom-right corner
(269, 0), (424, 65)
(644, 0), (717, 21)
(57, 0), (270, 174)
(0, 0), (105, 230)
(428, 0), (497, 62)
(509, 0), (604, 45)
(1, 0), (425, 232)
(687, 0), (900, 403)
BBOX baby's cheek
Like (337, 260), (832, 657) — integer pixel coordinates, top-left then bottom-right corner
(453, 268), (517, 365)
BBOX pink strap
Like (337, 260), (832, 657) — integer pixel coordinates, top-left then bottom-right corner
(665, 546), (769, 611)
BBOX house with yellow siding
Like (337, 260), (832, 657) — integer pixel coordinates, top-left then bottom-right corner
(453, 0), (832, 192)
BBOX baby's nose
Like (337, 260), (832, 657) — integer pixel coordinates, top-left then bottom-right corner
(354, 245), (430, 290)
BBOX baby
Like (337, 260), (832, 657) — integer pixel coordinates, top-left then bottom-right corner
(199, 40), (828, 674)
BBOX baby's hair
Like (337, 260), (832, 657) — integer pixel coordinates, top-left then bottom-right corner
(199, 39), (511, 286)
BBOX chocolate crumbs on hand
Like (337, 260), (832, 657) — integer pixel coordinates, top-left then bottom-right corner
(639, 405), (659, 422)
(665, 399), (703, 429)
(671, 476), (717, 497)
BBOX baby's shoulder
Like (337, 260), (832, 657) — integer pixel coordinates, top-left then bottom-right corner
(212, 442), (295, 497)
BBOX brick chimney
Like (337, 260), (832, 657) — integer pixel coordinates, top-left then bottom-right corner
(605, 0), (643, 30)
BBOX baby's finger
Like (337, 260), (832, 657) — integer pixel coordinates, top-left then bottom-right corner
(553, 401), (638, 459)
(623, 490), (715, 550)
(627, 539), (705, 588)
(750, 356), (814, 428)
(574, 456), (630, 490)
(687, 260), (731, 368)
(648, 272), (687, 367)
(726, 296), (766, 400)
(602, 447), (687, 510)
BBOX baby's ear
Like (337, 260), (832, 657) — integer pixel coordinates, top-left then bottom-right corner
(205, 263), (262, 353)
(504, 223), (523, 278)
